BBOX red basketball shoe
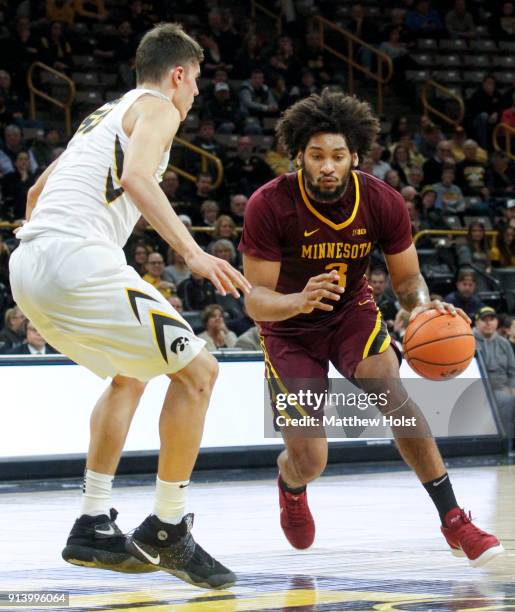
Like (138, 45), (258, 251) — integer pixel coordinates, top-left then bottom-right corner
(278, 476), (315, 549)
(441, 508), (504, 567)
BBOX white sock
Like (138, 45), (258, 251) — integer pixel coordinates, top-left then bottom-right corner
(80, 469), (114, 517)
(153, 476), (189, 524)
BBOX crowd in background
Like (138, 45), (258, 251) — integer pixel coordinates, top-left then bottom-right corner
(0, 0), (513, 404)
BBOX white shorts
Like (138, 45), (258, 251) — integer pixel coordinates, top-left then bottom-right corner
(9, 237), (205, 381)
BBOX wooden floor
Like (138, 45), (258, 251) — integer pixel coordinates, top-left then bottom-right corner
(1, 464), (515, 611)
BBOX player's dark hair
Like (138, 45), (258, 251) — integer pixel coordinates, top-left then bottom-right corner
(276, 89), (380, 160)
(136, 23), (204, 84)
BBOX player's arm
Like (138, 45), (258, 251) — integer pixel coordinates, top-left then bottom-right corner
(386, 244), (469, 323)
(121, 96), (250, 298)
(25, 157), (60, 221)
(243, 254), (343, 321)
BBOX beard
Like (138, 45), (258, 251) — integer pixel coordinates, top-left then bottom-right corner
(301, 163), (349, 203)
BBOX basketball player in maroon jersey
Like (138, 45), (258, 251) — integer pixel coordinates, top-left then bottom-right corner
(238, 91), (503, 567)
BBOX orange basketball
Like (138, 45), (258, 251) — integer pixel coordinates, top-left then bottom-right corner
(403, 309), (475, 380)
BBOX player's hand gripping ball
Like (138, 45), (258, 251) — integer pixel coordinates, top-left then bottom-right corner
(403, 308), (475, 380)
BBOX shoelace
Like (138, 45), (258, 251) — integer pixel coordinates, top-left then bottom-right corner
(453, 510), (491, 547)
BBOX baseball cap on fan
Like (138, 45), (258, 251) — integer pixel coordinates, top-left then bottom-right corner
(214, 82), (230, 93)
(475, 306), (498, 321)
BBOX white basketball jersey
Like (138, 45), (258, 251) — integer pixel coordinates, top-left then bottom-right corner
(17, 88), (171, 247)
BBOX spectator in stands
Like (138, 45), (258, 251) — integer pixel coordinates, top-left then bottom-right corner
(450, 125), (487, 164)
(239, 68), (278, 135)
(3, 17), (39, 91)
(500, 93), (515, 153)
(225, 135), (274, 196)
(185, 119), (225, 176)
(457, 221), (492, 275)
(164, 249), (190, 287)
(405, 0), (443, 37)
(177, 273), (217, 311)
(474, 306), (515, 429)
(418, 185), (449, 229)
(1, 124), (37, 174)
(498, 313), (513, 338)
(444, 269), (484, 318)
(209, 239), (237, 266)
(46, 0), (75, 27)
(7, 320), (57, 355)
(197, 30), (232, 77)
(198, 304), (237, 351)
(233, 33), (265, 80)
(160, 169), (180, 203)
(288, 69), (319, 105)
(379, 26), (414, 88)
(210, 215), (238, 247)
(198, 199), (219, 229)
(188, 172), (215, 219)
(30, 128), (60, 170)
(389, 115), (411, 147)
(0, 305), (26, 353)
(390, 144), (411, 184)
(0, 234), (9, 286)
(204, 82), (242, 134)
(496, 226), (515, 267)
(384, 169), (402, 191)
(74, 0), (108, 23)
(422, 139), (453, 185)
(301, 30), (335, 87)
(401, 185), (418, 204)
(509, 318), (515, 354)
(124, 0), (152, 36)
(235, 325), (260, 350)
(360, 156), (374, 175)
(347, 4), (379, 70)
(0, 95), (14, 137)
(500, 74), (515, 114)
(0, 70), (25, 122)
(1, 150), (35, 220)
(370, 141), (391, 180)
(142, 251), (175, 300)
(433, 166), (466, 213)
(392, 308), (410, 343)
(445, 0), (476, 39)
(466, 75), (502, 151)
(369, 267), (398, 325)
(455, 139), (488, 199)
(416, 122), (443, 161)
(489, 1), (515, 41)
(128, 243), (148, 277)
(264, 136), (294, 176)
(229, 194), (247, 225)
(267, 36), (301, 88)
(270, 75), (290, 113)
(39, 21), (73, 73)
(406, 165), (424, 190)
(486, 151), (515, 198)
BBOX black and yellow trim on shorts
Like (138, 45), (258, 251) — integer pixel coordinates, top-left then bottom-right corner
(125, 288), (191, 363)
(259, 335), (309, 422)
(362, 307), (391, 360)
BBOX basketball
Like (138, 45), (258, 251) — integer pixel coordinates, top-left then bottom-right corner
(403, 309), (475, 380)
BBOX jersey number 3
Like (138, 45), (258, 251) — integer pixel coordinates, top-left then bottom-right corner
(105, 134), (125, 206)
(325, 262), (348, 289)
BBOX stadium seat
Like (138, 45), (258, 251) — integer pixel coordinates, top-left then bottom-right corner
(412, 54), (435, 67)
(493, 71), (515, 86)
(463, 55), (491, 69)
(463, 70), (487, 83)
(75, 90), (103, 106)
(433, 70), (462, 83)
(72, 72), (99, 86)
(499, 41), (515, 52)
(439, 39), (467, 52)
(436, 55), (462, 68)
(463, 216), (492, 230)
(417, 39), (438, 51)
(443, 215), (462, 229)
(406, 70), (432, 82)
(470, 39), (497, 52)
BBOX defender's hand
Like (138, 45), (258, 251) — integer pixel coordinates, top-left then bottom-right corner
(294, 270), (344, 314)
(409, 300), (470, 324)
(185, 250), (251, 298)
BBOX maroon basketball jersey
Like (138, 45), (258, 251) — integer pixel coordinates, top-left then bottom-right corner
(238, 170), (412, 335)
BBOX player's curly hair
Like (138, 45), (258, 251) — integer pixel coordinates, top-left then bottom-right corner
(276, 89), (380, 160)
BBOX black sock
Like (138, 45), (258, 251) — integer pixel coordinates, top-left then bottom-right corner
(423, 473), (458, 524)
(279, 475), (306, 495)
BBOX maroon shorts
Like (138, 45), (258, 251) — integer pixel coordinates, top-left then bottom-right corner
(260, 292), (400, 426)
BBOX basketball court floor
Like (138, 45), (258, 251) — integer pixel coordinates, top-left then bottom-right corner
(1, 461), (515, 611)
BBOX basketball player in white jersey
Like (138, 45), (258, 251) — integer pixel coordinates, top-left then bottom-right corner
(9, 23), (250, 590)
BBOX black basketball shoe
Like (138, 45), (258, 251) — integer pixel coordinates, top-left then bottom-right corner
(126, 513), (236, 589)
(62, 508), (158, 573)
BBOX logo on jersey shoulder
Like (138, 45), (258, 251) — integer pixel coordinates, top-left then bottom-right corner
(352, 228), (367, 236)
(304, 228), (320, 237)
(170, 337), (190, 354)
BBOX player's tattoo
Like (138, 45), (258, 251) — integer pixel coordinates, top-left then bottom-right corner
(395, 273), (430, 311)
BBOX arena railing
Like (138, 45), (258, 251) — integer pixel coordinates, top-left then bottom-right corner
(413, 228), (499, 257)
(170, 137), (224, 191)
(312, 15), (393, 115)
(27, 62), (76, 138)
(493, 123), (515, 161)
(249, 1), (393, 114)
(421, 80), (465, 128)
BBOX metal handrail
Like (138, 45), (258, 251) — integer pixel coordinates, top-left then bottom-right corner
(250, 0), (282, 35)
(421, 80), (465, 127)
(493, 122), (515, 161)
(313, 15), (393, 114)
(27, 62), (76, 137)
(171, 137), (224, 191)
(413, 228), (498, 248)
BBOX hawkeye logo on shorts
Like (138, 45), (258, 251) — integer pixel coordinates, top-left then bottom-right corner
(170, 337), (190, 354)
(125, 288), (191, 363)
